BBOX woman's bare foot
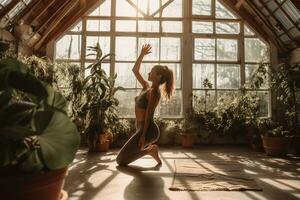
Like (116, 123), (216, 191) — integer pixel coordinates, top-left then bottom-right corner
(147, 144), (162, 165)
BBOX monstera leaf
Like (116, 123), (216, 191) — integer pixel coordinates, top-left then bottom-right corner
(34, 111), (80, 170)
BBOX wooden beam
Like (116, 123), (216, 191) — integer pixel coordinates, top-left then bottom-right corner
(35, 0), (79, 49)
(0, 0), (20, 19)
(36, 0), (72, 33)
(12, 0), (41, 24)
(79, 0), (86, 8)
(235, 0), (245, 10)
(290, 0), (300, 11)
(245, 0), (286, 51)
(30, 0), (57, 25)
(35, 0), (101, 52)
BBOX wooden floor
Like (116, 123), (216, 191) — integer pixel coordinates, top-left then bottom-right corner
(64, 145), (300, 200)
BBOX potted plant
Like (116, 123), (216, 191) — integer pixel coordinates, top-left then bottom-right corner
(258, 119), (290, 156)
(251, 61), (299, 155)
(83, 43), (123, 152)
(179, 115), (197, 148)
(110, 118), (134, 147)
(0, 58), (80, 199)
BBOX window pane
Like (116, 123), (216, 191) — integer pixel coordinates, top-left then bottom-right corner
(257, 91), (269, 117)
(165, 63), (182, 89)
(216, 0), (236, 19)
(216, 22), (240, 34)
(138, 63), (155, 88)
(138, 38), (159, 61)
(245, 64), (268, 89)
(192, 0), (211, 16)
(160, 37), (181, 61)
(116, 0), (137, 16)
(193, 64), (215, 89)
(138, 20), (159, 32)
(89, 0), (111, 16)
(55, 35), (81, 59)
(116, 20), (136, 32)
(192, 21), (213, 33)
(87, 20), (110, 32)
(193, 90), (216, 112)
(70, 21), (82, 32)
(115, 63), (136, 88)
(7, 1), (25, 19)
(217, 39), (238, 61)
(116, 37), (137, 61)
(138, 63), (181, 89)
(162, 0), (182, 17)
(162, 21), (182, 33)
(115, 90), (139, 118)
(86, 36), (110, 59)
(85, 63), (110, 78)
(217, 64), (240, 89)
(159, 90), (182, 117)
(194, 38), (215, 61)
(245, 38), (268, 63)
(244, 25), (255, 36)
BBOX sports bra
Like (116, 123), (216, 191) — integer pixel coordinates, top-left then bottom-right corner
(135, 88), (150, 109)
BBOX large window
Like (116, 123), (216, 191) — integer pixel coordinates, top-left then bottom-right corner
(54, 0), (270, 118)
(192, 0), (270, 117)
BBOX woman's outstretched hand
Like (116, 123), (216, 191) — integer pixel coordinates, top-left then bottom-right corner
(140, 44), (152, 56)
(138, 134), (146, 149)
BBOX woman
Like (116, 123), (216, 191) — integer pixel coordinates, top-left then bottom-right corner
(116, 44), (174, 166)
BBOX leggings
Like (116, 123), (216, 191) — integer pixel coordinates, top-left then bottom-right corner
(116, 120), (160, 166)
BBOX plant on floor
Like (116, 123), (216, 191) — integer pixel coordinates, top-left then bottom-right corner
(251, 61), (300, 156)
(0, 58), (80, 199)
(82, 42), (123, 151)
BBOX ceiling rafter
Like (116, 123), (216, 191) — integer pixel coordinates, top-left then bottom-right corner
(35, 0), (101, 52)
(0, 0), (20, 19)
(245, 0), (287, 51)
(221, 0), (280, 51)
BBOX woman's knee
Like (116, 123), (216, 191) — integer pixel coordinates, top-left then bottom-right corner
(116, 153), (128, 166)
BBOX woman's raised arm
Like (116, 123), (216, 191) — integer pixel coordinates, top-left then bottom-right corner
(132, 44), (152, 89)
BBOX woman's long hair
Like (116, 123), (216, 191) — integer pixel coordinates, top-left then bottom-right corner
(153, 65), (174, 100)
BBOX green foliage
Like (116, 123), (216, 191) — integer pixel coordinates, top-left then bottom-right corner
(82, 42), (124, 149)
(0, 58), (80, 172)
(251, 61), (300, 135)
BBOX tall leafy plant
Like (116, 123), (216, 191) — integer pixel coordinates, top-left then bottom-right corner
(251, 61), (300, 135)
(83, 42), (123, 150)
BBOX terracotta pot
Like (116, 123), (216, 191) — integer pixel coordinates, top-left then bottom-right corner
(261, 135), (289, 157)
(0, 167), (67, 200)
(98, 134), (110, 152)
(291, 136), (300, 155)
(181, 133), (194, 148)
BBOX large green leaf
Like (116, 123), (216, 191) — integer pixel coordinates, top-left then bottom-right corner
(21, 149), (44, 172)
(0, 59), (48, 100)
(0, 102), (35, 127)
(44, 85), (67, 114)
(37, 111), (80, 170)
(0, 126), (35, 140)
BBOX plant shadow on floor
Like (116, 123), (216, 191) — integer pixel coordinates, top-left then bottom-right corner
(64, 149), (118, 200)
(116, 164), (170, 200)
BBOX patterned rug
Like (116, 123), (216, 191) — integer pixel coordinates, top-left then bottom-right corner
(169, 159), (262, 191)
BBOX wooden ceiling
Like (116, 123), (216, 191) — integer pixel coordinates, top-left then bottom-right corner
(0, 0), (299, 56)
